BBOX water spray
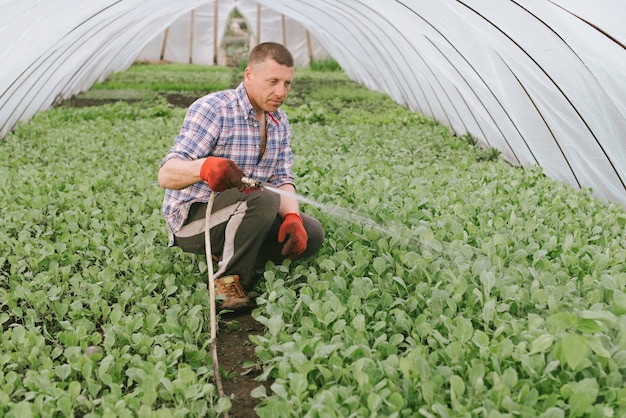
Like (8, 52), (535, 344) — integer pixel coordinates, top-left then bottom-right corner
(243, 176), (392, 237)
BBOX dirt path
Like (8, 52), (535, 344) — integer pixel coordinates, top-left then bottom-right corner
(217, 310), (271, 417)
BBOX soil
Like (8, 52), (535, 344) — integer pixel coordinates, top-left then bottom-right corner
(58, 93), (199, 109)
(217, 308), (271, 417)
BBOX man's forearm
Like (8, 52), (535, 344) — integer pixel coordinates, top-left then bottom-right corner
(158, 158), (205, 190)
(277, 183), (299, 216)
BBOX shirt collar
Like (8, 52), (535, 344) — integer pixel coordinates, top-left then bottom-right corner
(236, 82), (282, 125)
(236, 83), (254, 117)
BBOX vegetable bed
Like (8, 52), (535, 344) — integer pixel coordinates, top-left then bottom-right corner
(1, 64), (625, 417)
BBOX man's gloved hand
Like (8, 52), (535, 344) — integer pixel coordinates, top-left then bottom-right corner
(200, 157), (245, 192)
(278, 213), (308, 259)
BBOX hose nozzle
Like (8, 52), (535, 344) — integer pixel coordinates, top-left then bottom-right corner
(241, 176), (262, 190)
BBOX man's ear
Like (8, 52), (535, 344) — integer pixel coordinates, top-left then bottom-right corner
(243, 66), (253, 83)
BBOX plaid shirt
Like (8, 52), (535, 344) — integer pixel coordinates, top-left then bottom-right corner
(160, 83), (294, 245)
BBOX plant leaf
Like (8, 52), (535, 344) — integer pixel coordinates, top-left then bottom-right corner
(561, 333), (587, 370)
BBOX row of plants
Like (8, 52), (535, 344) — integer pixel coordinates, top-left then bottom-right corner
(1, 63), (625, 417)
(1, 65), (228, 417)
(251, 72), (626, 417)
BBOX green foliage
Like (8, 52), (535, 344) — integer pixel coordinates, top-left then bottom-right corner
(2, 63), (626, 417)
(236, 58), (248, 73)
(287, 69), (397, 125)
(478, 146), (503, 162)
(1, 99), (225, 416)
(309, 58), (342, 72)
(92, 63), (236, 92)
(254, 68), (626, 417)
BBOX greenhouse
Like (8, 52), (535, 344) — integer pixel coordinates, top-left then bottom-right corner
(1, 1), (625, 417)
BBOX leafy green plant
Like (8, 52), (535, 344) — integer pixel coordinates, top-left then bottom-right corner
(1, 63), (625, 417)
(477, 145), (503, 162)
(250, 69), (626, 417)
(92, 63), (235, 92)
(309, 57), (342, 72)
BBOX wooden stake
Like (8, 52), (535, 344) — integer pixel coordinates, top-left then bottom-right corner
(281, 14), (287, 47)
(256, 3), (261, 44)
(213, 0), (219, 64)
(306, 29), (313, 64)
(160, 28), (169, 61)
(189, 9), (195, 64)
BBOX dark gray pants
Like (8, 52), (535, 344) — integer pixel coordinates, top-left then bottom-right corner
(173, 188), (324, 289)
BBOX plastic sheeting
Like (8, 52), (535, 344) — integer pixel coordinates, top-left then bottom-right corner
(0, 0), (208, 136)
(1, 0), (625, 207)
(262, 0), (626, 206)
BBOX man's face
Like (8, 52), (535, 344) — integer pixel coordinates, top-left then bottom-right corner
(244, 59), (294, 114)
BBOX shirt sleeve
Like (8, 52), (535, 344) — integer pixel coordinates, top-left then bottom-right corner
(269, 114), (295, 188)
(160, 98), (221, 166)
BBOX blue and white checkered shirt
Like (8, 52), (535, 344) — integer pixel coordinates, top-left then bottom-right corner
(160, 82), (295, 245)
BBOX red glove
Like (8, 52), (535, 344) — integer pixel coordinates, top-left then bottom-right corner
(200, 157), (245, 192)
(278, 213), (308, 259)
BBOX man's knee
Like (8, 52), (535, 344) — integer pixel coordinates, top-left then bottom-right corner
(246, 189), (281, 222)
(302, 215), (324, 257)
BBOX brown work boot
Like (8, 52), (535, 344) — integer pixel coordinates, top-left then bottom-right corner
(214, 275), (250, 311)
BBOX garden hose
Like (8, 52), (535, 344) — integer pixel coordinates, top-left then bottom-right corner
(204, 179), (260, 412)
(204, 191), (228, 411)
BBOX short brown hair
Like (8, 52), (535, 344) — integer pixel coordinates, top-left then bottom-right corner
(248, 42), (294, 68)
